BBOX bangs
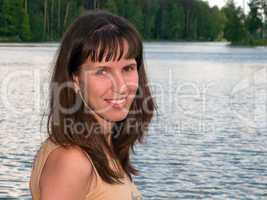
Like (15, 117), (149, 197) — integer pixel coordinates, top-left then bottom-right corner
(82, 24), (141, 62)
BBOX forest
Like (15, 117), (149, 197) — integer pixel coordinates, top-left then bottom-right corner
(0, 0), (266, 45)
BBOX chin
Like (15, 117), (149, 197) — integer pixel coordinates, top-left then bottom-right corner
(104, 111), (129, 122)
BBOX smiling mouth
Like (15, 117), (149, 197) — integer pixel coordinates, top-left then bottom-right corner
(104, 96), (128, 105)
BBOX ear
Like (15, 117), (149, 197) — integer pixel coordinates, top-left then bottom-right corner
(72, 74), (80, 93)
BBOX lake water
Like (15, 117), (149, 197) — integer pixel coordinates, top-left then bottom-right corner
(0, 42), (267, 199)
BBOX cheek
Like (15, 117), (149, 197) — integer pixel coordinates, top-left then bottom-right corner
(127, 72), (139, 93)
(84, 77), (112, 99)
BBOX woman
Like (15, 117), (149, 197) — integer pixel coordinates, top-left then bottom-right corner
(29, 10), (155, 200)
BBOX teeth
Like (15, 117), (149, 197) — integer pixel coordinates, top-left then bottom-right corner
(106, 98), (126, 104)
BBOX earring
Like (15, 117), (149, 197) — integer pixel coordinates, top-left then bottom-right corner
(74, 83), (80, 94)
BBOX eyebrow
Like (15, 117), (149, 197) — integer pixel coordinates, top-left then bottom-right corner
(93, 63), (137, 69)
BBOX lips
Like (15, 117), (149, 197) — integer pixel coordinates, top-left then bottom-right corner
(104, 96), (127, 106)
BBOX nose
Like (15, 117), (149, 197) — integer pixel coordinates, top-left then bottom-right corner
(112, 71), (127, 94)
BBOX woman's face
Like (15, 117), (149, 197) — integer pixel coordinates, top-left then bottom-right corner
(74, 46), (139, 123)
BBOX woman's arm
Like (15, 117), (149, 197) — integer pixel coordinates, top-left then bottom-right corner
(39, 146), (93, 200)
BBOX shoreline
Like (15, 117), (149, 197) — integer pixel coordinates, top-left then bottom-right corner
(0, 40), (266, 48)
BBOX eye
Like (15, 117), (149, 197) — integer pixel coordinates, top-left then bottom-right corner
(95, 68), (108, 76)
(123, 65), (136, 72)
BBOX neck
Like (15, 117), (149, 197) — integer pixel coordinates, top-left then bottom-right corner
(92, 112), (114, 146)
(78, 90), (114, 146)
(102, 120), (114, 145)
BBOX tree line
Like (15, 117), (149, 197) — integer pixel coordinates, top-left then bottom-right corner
(0, 0), (266, 45)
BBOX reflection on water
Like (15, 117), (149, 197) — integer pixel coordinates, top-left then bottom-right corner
(0, 42), (267, 199)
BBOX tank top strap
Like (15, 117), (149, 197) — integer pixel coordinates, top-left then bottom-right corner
(76, 146), (127, 184)
(75, 146), (102, 178)
(72, 145), (104, 193)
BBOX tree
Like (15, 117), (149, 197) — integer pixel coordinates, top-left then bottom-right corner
(0, 0), (23, 37)
(142, 0), (159, 39)
(195, 1), (212, 40)
(1, 0), (259, 43)
(162, 2), (184, 40)
(113, 0), (126, 17)
(209, 6), (226, 40)
(28, 0), (44, 41)
(260, 0), (267, 38)
(20, 9), (32, 41)
(222, 0), (247, 43)
(181, 0), (194, 39)
(100, 0), (118, 14)
(124, 0), (144, 35)
(84, 0), (97, 10)
(246, 0), (263, 38)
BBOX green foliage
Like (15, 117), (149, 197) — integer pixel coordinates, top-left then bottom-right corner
(165, 3), (185, 40)
(20, 10), (32, 41)
(195, 1), (213, 40)
(142, 0), (158, 39)
(0, 0), (23, 37)
(30, 14), (44, 41)
(101, 0), (118, 14)
(210, 6), (226, 41)
(246, 0), (262, 38)
(113, 0), (126, 16)
(196, 5), (225, 41)
(0, 0), (265, 45)
(222, 0), (247, 43)
(123, 0), (144, 35)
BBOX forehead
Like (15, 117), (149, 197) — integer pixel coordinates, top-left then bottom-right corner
(83, 29), (140, 64)
(82, 57), (136, 69)
(83, 40), (135, 67)
(92, 39), (129, 61)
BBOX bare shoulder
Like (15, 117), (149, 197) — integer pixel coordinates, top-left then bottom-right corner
(39, 145), (93, 200)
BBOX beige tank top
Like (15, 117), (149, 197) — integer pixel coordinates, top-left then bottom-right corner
(29, 138), (143, 200)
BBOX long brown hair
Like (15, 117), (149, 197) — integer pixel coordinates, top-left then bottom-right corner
(47, 10), (156, 184)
